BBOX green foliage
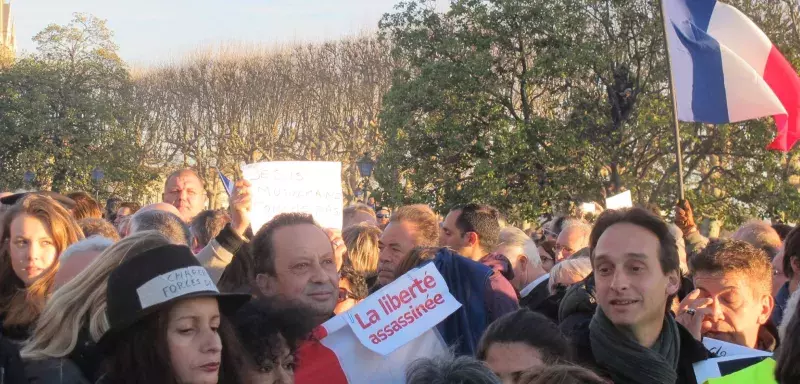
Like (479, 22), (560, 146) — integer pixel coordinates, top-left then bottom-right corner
(377, 0), (800, 226)
(0, 13), (156, 200)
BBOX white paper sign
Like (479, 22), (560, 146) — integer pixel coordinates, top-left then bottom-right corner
(242, 161), (344, 231)
(605, 190), (633, 210)
(136, 266), (217, 309)
(702, 338), (772, 359)
(346, 263), (462, 355)
(581, 202), (596, 213)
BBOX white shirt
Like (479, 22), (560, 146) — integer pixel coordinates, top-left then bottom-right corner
(519, 273), (550, 298)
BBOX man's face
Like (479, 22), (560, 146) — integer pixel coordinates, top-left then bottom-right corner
(377, 221), (419, 286)
(440, 210), (468, 251)
(594, 223), (679, 331)
(693, 271), (773, 348)
(555, 227), (586, 261)
(772, 246), (788, 296)
(163, 173), (206, 222)
(257, 224), (339, 319)
(376, 209), (391, 226)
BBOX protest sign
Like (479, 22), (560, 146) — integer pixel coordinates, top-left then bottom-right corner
(702, 338), (772, 359)
(605, 190), (633, 210)
(242, 161), (344, 231)
(346, 262), (461, 355)
(693, 355), (773, 384)
(581, 202), (596, 214)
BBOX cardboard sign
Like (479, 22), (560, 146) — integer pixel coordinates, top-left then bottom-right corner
(702, 338), (772, 359)
(242, 161), (344, 231)
(346, 263), (461, 355)
(605, 190), (633, 210)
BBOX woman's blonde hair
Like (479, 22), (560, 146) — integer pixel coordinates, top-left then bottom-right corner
(21, 231), (172, 360)
(342, 223), (381, 275)
(0, 194), (84, 329)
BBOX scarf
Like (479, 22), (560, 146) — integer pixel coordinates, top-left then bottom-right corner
(590, 307), (680, 384)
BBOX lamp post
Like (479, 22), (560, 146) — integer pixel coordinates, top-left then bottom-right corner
(356, 152), (375, 204)
(23, 171), (35, 188)
(91, 167), (104, 201)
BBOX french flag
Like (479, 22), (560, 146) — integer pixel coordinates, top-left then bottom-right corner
(663, 0), (800, 151)
(294, 315), (449, 384)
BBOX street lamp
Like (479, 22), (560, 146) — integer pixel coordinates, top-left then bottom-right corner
(91, 167), (104, 201)
(23, 171), (35, 187)
(356, 153), (375, 204)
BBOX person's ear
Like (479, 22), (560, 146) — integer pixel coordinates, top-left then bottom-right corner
(517, 254), (528, 271)
(666, 270), (681, 296)
(465, 232), (479, 246)
(791, 256), (800, 274)
(256, 273), (275, 297)
(757, 292), (775, 325)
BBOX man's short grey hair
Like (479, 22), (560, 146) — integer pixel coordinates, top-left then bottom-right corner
(406, 355), (500, 384)
(497, 227), (541, 268)
(130, 210), (192, 246)
(59, 235), (115, 263)
(732, 220), (782, 259)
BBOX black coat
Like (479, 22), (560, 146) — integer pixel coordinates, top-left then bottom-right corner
(519, 277), (561, 323)
(25, 358), (91, 384)
(570, 317), (711, 384)
(0, 335), (26, 384)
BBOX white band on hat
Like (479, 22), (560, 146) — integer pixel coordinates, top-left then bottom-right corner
(136, 266), (218, 309)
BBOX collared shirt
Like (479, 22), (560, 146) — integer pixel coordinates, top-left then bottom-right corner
(520, 273), (550, 298)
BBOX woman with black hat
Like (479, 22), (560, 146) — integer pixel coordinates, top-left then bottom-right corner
(97, 243), (251, 384)
(0, 194), (83, 342)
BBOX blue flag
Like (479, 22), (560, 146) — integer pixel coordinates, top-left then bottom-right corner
(218, 170), (234, 197)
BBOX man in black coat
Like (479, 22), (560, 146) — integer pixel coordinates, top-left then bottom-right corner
(494, 227), (556, 321)
(569, 208), (710, 384)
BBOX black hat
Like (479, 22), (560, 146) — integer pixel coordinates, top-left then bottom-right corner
(0, 192), (76, 210)
(99, 244), (250, 350)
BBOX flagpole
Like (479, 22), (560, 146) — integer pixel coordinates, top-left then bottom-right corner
(658, 0), (686, 201)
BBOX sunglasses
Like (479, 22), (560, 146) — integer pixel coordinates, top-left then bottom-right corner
(338, 287), (359, 303)
(376, 213), (390, 219)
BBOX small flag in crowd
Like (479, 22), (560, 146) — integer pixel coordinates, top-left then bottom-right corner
(663, 0), (800, 151)
(217, 170), (234, 197)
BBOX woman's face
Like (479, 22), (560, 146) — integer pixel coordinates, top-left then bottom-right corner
(9, 213), (58, 286)
(250, 334), (295, 384)
(167, 297), (223, 384)
(484, 342), (545, 384)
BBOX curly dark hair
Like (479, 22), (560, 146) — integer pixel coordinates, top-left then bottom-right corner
(232, 299), (317, 373)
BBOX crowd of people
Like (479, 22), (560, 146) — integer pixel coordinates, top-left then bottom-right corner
(0, 167), (799, 383)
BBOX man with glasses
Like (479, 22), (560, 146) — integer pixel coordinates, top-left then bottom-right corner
(555, 223), (591, 262)
(376, 207), (391, 230)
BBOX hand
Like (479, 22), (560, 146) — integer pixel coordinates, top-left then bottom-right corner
(324, 228), (347, 272)
(675, 289), (714, 341)
(674, 199), (697, 235)
(230, 179), (252, 237)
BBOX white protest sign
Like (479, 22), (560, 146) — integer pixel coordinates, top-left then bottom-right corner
(581, 202), (596, 214)
(605, 190), (633, 210)
(242, 161), (344, 231)
(702, 338), (772, 359)
(346, 262), (461, 355)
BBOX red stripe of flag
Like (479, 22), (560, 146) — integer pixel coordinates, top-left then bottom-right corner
(764, 45), (800, 151)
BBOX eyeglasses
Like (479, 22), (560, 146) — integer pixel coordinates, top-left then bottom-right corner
(376, 214), (390, 219)
(554, 245), (575, 255)
(338, 287), (359, 303)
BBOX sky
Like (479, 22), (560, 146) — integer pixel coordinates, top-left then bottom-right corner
(11, 0), (448, 66)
